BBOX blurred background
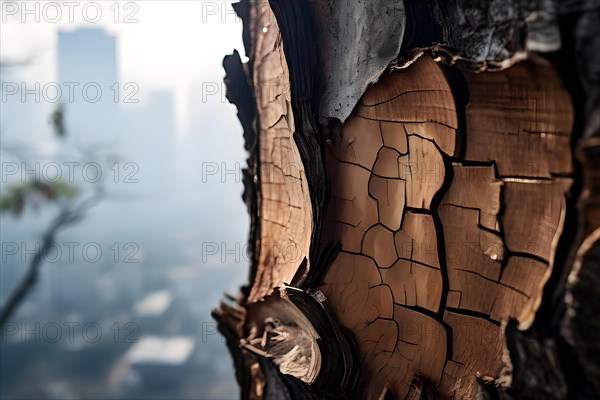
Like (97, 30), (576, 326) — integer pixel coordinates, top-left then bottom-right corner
(0, 1), (248, 398)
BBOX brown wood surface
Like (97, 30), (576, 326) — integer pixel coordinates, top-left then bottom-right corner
(249, 0), (313, 302)
(214, 2), (599, 399)
(318, 55), (573, 399)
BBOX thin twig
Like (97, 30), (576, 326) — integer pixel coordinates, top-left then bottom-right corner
(0, 190), (103, 327)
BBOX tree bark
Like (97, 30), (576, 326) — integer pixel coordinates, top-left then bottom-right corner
(213, 1), (600, 399)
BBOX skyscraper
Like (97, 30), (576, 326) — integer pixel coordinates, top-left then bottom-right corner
(57, 28), (120, 145)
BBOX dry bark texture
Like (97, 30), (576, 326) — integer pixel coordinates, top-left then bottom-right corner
(213, 1), (600, 399)
(320, 54), (572, 399)
(244, 0), (313, 302)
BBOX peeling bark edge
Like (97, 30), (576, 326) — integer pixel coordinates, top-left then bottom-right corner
(316, 0), (599, 127)
(223, 50), (261, 296)
(268, 0), (327, 284)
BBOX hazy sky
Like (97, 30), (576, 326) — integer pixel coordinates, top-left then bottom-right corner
(1, 0), (246, 134)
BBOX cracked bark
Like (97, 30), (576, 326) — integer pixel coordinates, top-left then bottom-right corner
(213, 1), (600, 399)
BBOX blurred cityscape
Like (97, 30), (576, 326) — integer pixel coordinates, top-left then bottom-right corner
(1, 21), (247, 400)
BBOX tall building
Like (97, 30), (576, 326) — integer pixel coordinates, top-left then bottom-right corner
(57, 28), (121, 145)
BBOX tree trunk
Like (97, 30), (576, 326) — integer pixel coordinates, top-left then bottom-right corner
(213, 1), (600, 399)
